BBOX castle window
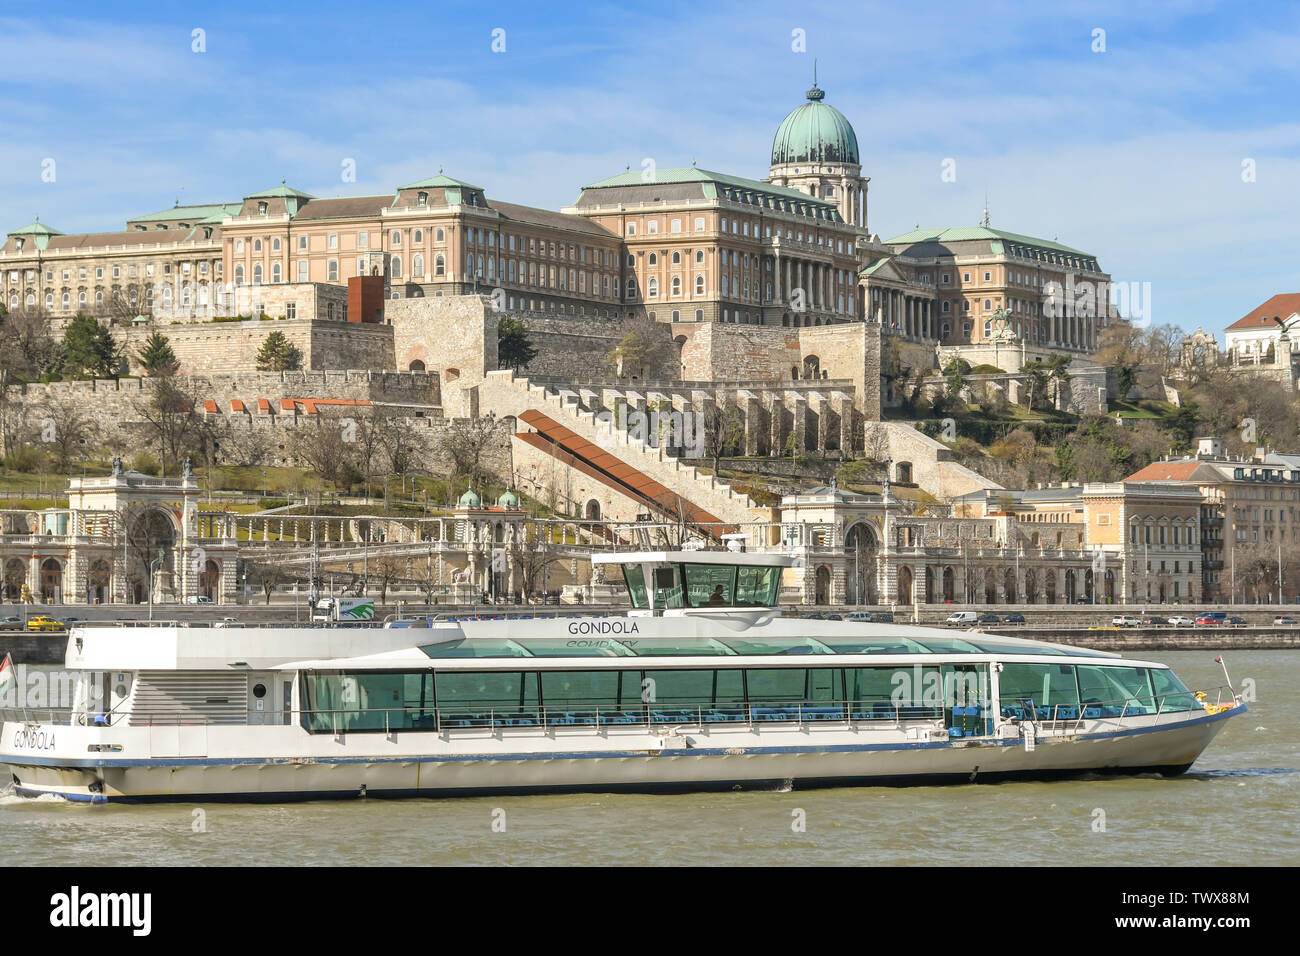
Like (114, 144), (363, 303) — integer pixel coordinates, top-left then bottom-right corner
(413, 254), (424, 277)
(671, 251), (681, 265)
(414, 229), (423, 244)
(271, 262), (281, 283)
(626, 223), (637, 236)
(258, 201), (268, 215)
(253, 239), (262, 253)
(694, 217), (705, 232)
(670, 219), (681, 233)
(300, 261), (310, 282)
(671, 276), (682, 296)
(272, 237), (281, 252)
(436, 228), (445, 242)
(253, 264), (263, 285)
(695, 250), (704, 264)
(435, 255), (445, 276)
(392, 256), (402, 279)
(286, 302), (296, 319)
(298, 236), (308, 250)
(647, 220), (658, 235)
(417, 192), (428, 206)
(392, 231), (402, 246)
(328, 260), (338, 282)
(648, 253), (658, 266)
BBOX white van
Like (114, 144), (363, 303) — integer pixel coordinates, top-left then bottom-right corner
(944, 611), (978, 626)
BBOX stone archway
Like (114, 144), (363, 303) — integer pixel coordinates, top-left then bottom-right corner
(844, 522), (878, 604)
(984, 568), (997, 604)
(1045, 570), (1056, 604)
(1064, 569), (1076, 603)
(199, 559), (220, 602)
(40, 558), (63, 603)
(128, 507), (178, 603)
(3, 558), (24, 601)
(1104, 569), (1115, 603)
(86, 559), (111, 604)
(1024, 568), (1038, 604)
(585, 500), (601, 520)
(814, 565), (831, 605)
(942, 566), (954, 602)
(1003, 567), (1016, 604)
(897, 566), (914, 605)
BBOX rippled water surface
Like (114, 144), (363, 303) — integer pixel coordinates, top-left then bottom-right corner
(3, 651), (1296, 866)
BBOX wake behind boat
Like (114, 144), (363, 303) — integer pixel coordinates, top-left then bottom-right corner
(0, 550), (1244, 803)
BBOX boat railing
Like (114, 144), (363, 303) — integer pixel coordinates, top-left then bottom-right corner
(1000, 684), (1239, 736)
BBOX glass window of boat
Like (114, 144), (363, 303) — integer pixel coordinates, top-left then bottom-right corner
(1148, 667), (1198, 711)
(302, 671), (436, 733)
(644, 668), (746, 707)
(968, 640), (1093, 657)
(503, 636), (638, 657)
(436, 671), (540, 712)
(418, 638), (532, 658)
(1076, 665), (1156, 714)
(652, 565), (685, 608)
(622, 564), (648, 608)
(724, 635), (835, 655)
(999, 663), (1080, 711)
(913, 637), (987, 654)
(747, 667), (840, 703)
(735, 565), (781, 607)
(633, 636), (738, 656)
(541, 670), (621, 709)
(683, 564), (734, 607)
(819, 635), (933, 654)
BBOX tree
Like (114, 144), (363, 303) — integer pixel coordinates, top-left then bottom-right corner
(370, 555), (405, 603)
(605, 318), (677, 381)
(255, 331), (302, 372)
(435, 412), (502, 491)
(507, 534), (565, 604)
(137, 332), (179, 377)
(700, 398), (744, 472)
(131, 376), (205, 476)
(61, 314), (119, 379)
(37, 392), (99, 472)
(0, 308), (64, 385)
(497, 316), (538, 372)
(288, 415), (362, 491)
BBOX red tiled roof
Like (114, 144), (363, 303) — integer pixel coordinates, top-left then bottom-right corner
(1226, 293), (1300, 331)
(203, 400), (218, 414)
(256, 398), (271, 414)
(1122, 461), (1206, 482)
(230, 399), (246, 413)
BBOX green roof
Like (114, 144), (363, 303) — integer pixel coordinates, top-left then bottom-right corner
(398, 173), (483, 192)
(127, 203), (241, 224)
(582, 166), (838, 209)
(771, 84), (860, 167)
(246, 183), (317, 200)
(860, 258), (894, 277)
(883, 226), (1091, 258)
(8, 218), (63, 237)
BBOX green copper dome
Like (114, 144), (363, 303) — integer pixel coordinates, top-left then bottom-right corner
(458, 486), (482, 508)
(496, 489), (520, 509)
(770, 84), (859, 167)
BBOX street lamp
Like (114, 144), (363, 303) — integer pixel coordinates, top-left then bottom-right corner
(262, 469), (268, 499)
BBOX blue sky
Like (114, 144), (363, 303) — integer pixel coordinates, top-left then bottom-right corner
(2, 1), (1298, 336)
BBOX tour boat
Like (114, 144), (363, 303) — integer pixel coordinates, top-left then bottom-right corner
(0, 551), (1244, 803)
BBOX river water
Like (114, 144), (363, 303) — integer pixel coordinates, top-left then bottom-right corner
(2, 651), (1296, 866)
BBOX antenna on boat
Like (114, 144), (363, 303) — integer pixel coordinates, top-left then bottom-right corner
(1215, 656), (1235, 696)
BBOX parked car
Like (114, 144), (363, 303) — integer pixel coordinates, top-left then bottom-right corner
(976, 613), (1000, 624)
(1168, 615), (1197, 627)
(26, 615), (63, 631)
(1274, 615), (1296, 625)
(1195, 612), (1227, 626)
(823, 613), (843, 621)
(1225, 616), (1248, 627)
(801, 613), (825, 620)
(944, 611), (978, 626)
(1003, 613), (1026, 624)
(1140, 616), (1169, 626)
(185, 595), (212, 605)
(1111, 615), (1141, 627)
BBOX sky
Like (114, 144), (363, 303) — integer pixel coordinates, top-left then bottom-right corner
(2, 0), (1298, 337)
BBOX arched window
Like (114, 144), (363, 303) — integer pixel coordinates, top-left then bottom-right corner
(413, 254), (424, 278)
(694, 274), (705, 295)
(647, 277), (658, 298)
(648, 253), (658, 266)
(435, 254), (445, 276)
(391, 256), (402, 279)
(435, 228), (445, 242)
(235, 264), (245, 286)
(670, 275), (682, 296)
(271, 262), (281, 283)
(671, 251), (681, 265)
(413, 229), (423, 244)
(61, 292), (70, 310)
(695, 250), (704, 264)
(253, 239), (262, 252)
(391, 230), (402, 246)
(253, 264), (263, 285)
(271, 237), (281, 251)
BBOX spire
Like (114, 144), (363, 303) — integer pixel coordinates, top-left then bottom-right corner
(806, 58), (824, 101)
(981, 190), (990, 227)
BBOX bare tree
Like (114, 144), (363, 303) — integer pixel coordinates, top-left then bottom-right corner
(36, 391), (100, 473)
(370, 554), (406, 603)
(700, 397), (744, 472)
(288, 415), (361, 491)
(130, 374), (206, 476)
(435, 412), (503, 491)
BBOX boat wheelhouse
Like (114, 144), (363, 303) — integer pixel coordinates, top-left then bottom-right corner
(0, 551), (1243, 803)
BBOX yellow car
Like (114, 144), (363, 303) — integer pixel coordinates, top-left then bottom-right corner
(26, 616), (64, 631)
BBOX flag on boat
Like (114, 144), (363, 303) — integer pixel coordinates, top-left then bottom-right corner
(1215, 657), (1223, 663)
(0, 653), (15, 701)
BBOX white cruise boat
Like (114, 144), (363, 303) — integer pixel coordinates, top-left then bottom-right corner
(0, 551), (1244, 803)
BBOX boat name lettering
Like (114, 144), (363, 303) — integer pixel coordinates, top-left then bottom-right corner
(566, 621), (640, 637)
(12, 727), (55, 751)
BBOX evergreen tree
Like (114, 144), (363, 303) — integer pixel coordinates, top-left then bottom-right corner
(137, 331), (179, 377)
(255, 331), (302, 371)
(497, 316), (538, 372)
(61, 314), (119, 379)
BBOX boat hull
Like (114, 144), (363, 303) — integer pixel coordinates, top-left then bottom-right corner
(2, 707), (1240, 803)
